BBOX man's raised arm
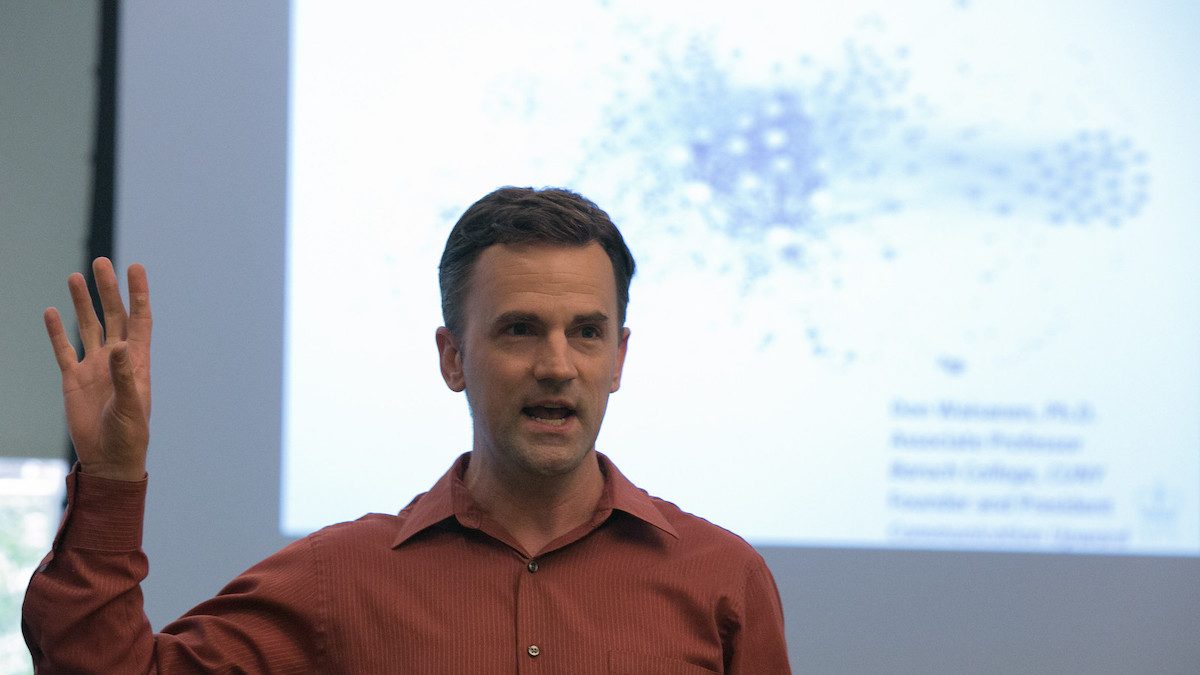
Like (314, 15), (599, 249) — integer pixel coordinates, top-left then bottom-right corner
(24, 259), (325, 674)
(22, 257), (159, 672)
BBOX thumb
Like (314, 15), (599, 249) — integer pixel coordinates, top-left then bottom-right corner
(108, 343), (143, 414)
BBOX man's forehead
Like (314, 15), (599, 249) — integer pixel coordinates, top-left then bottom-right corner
(466, 242), (618, 316)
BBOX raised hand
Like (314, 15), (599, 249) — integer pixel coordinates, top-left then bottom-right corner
(45, 258), (152, 481)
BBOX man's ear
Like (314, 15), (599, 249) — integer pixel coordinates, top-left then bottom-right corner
(435, 327), (465, 392)
(610, 327), (630, 393)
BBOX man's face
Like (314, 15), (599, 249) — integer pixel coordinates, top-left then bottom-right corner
(436, 242), (629, 480)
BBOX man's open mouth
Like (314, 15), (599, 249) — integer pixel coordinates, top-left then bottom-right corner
(522, 405), (576, 426)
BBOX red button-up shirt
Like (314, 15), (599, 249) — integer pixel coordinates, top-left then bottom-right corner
(24, 453), (791, 673)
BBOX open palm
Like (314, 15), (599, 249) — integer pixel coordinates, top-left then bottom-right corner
(45, 257), (152, 482)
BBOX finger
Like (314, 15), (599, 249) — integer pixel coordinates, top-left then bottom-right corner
(67, 272), (103, 351)
(125, 263), (152, 347)
(108, 343), (145, 418)
(93, 257), (129, 342)
(44, 307), (79, 372)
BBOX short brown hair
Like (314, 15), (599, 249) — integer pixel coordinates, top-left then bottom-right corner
(439, 187), (636, 335)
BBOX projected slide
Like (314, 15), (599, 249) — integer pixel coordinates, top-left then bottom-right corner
(283, 0), (1200, 554)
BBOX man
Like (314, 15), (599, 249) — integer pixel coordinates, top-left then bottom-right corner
(24, 187), (791, 673)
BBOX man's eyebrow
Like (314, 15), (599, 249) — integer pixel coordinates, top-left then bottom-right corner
(490, 311), (612, 326)
(492, 311), (542, 326)
(572, 311), (611, 325)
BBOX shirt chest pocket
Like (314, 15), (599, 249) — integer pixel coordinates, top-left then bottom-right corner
(607, 651), (719, 674)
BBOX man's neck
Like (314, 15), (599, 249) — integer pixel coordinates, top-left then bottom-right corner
(463, 450), (605, 557)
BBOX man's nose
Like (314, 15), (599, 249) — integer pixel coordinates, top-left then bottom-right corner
(532, 334), (578, 383)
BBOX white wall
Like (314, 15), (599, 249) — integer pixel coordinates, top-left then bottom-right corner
(0, 2), (98, 459)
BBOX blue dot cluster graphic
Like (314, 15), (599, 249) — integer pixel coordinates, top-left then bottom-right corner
(579, 27), (1151, 368)
(1025, 131), (1149, 226)
(685, 89), (824, 238)
(595, 36), (1150, 260)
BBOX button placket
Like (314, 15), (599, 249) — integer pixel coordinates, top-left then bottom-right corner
(516, 555), (543, 670)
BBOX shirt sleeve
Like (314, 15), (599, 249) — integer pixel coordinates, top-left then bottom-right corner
(21, 468), (325, 674)
(724, 555), (793, 674)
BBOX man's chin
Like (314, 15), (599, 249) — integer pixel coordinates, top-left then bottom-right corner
(513, 445), (594, 479)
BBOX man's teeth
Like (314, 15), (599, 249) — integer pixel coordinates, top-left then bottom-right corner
(525, 406), (573, 424)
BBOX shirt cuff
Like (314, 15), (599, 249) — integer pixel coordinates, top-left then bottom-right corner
(57, 465), (148, 552)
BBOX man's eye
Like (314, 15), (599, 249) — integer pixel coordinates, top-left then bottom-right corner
(579, 325), (601, 339)
(507, 323), (533, 336)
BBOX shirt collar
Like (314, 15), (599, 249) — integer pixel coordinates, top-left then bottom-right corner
(391, 451), (678, 549)
(596, 452), (678, 539)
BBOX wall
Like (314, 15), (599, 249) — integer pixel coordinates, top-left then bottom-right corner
(0, 2), (98, 460)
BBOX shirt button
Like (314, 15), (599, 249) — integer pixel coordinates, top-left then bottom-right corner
(527, 645), (541, 658)
(527, 560), (539, 573)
